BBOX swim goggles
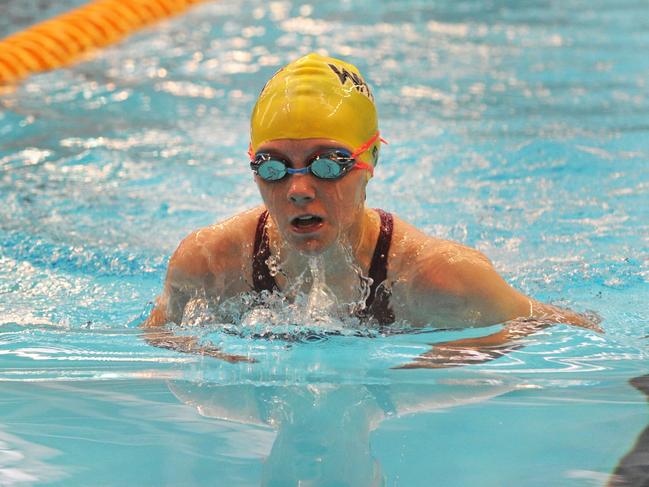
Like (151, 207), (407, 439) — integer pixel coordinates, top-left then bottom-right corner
(250, 149), (374, 181)
(249, 132), (386, 182)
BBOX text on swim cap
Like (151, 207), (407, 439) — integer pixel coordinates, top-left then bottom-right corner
(327, 64), (374, 102)
(372, 145), (379, 164)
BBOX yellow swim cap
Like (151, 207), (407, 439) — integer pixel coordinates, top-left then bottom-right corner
(250, 53), (382, 166)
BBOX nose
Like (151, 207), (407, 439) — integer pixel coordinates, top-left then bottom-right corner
(286, 174), (316, 205)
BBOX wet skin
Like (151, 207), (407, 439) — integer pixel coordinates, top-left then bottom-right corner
(143, 138), (602, 366)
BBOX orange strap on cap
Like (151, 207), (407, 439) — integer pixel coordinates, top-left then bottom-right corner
(0, 0), (206, 86)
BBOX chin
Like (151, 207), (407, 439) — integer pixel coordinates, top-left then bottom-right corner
(288, 233), (337, 257)
(293, 239), (330, 256)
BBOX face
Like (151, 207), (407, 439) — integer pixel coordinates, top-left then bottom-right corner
(253, 138), (369, 255)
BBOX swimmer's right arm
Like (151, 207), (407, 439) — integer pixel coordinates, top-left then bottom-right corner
(141, 232), (255, 363)
(143, 232), (204, 328)
(142, 281), (255, 363)
(143, 280), (187, 328)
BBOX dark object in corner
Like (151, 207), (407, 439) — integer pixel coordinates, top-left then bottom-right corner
(609, 375), (649, 487)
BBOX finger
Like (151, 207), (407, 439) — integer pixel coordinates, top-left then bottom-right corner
(202, 349), (257, 363)
(392, 360), (459, 370)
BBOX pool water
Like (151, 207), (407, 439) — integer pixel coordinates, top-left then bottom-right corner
(1, 0), (648, 485)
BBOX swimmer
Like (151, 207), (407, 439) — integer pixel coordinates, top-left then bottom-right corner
(143, 53), (601, 366)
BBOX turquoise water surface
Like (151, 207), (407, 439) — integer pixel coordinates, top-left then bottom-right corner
(1, 0), (648, 485)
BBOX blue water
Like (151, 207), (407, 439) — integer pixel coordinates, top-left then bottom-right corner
(1, 0), (648, 485)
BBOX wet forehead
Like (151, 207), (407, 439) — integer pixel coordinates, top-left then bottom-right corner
(256, 138), (352, 162)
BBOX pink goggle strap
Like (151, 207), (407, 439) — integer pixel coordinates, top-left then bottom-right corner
(351, 131), (387, 176)
(350, 131), (388, 159)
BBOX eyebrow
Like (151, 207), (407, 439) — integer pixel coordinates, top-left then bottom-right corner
(256, 145), (348, 162)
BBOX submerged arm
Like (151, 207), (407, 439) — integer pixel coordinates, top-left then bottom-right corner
(143, 279), (254, 364)
(396, 307), (601, 369)
(142, 327), (254, 363)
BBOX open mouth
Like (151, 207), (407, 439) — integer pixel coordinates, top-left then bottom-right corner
(290, 214), (324, 232)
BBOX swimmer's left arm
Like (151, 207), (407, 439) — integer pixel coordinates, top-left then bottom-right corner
(407, 244), (601, 329)
(396, 247), (601, 369)
(395, 313), (600, 369)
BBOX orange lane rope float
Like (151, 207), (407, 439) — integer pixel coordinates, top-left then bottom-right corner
(0, 0), (206, 85)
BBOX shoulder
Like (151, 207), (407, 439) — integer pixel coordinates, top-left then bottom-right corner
(168, 206), (265, 282)
(390, 216), (491, 294)
(388, 214), (529, 326)
(144, 207), (265, 327)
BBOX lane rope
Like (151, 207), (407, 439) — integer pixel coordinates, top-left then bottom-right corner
(0, 0), (205, 85)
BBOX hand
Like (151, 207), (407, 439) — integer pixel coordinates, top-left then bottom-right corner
(529, 302), (604, 333)
(144, 329), (256, 364)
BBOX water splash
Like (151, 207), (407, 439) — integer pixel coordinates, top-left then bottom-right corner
(304, 256), (337, 321)
(174, 245), (383, 342)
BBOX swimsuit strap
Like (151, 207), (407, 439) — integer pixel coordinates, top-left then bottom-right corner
(364, 209), (395, 325)
(252, 210), (279, 293)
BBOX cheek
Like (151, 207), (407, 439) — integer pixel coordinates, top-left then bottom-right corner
(256, 180), (285, 210)
(343, 175), (367, 205)
(325, 179), (366, 218)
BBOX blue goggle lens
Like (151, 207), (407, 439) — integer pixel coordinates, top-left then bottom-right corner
(310, 158), (344, 178)
(256, 159), (287, 181)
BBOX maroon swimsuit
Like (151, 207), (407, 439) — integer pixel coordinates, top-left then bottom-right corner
(252, 209), (395, 325)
